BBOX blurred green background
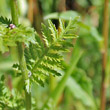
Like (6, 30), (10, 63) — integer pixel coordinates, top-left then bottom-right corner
(0, 0), (110, 110)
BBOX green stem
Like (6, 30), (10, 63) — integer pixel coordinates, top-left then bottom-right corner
(42, 48), (83, 109)
(64, 88), (71, 110)
(10, 0), (31, 110)
(10, 0), (19, 25)
(49, 74), (56, 93)
(17, 43), (28, 80)
(17, 43), (31, 110)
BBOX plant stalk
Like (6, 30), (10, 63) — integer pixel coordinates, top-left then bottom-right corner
(100, 0), (109, 110)
(64, 88), (71, 110)
(49, 74), (56, 93)
(10, 0), (31, 109)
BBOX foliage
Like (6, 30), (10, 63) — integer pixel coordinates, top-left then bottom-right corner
(0, 0), (110, 109)
(0, 16), (35, 53)
(0, 16), (12, 25)
(44, 11), (79, 20)
(0, 75), (24, 110)
(41, 47), (83, 110)
(0, 13), (79, 109)
(67, 77), (96, 110)
(24, 17), (79, 87)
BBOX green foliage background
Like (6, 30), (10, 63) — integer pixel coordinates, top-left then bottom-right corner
(0, 0), (110, 110)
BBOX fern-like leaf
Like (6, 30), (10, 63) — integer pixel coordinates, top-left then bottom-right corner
(24, 17), (79, 86)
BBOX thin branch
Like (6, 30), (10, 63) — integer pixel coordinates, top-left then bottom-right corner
(100, 0), (109, 110)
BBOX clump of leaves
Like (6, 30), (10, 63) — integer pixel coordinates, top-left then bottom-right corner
(0, 16), (35, 53)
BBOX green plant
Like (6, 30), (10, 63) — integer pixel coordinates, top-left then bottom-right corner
(0, 0), (79, 109)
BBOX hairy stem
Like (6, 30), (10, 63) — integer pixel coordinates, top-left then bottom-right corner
(100, 0), (109, 110)
(10, 0), (31, 109)
(10, 0), (19, 25)
(17, 43), (31, 110)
